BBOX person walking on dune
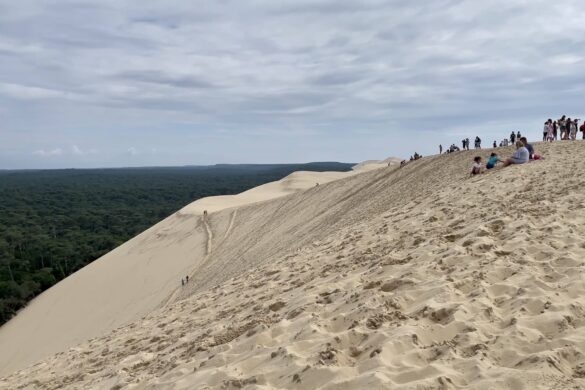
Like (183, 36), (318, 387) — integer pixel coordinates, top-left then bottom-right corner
(439, 144), (443, 154)
(510, 131), (516, 145)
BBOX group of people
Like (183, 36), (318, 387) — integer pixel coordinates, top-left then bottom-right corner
(439, 137), (487, 155)
(471, 136), (538, 175)
(543, 116), (585, 141)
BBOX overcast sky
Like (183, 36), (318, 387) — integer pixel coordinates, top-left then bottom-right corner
(1, 0), (584, 169)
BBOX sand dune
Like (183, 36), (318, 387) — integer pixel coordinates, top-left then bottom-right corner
(0, 161), (388, 378)
(3, 143), (585, 389)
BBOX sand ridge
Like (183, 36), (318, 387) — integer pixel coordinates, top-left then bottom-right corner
(3, 143), (585, 389)
(0, 160), (391, 377)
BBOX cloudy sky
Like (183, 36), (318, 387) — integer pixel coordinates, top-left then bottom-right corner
(1, 0), (584, 169)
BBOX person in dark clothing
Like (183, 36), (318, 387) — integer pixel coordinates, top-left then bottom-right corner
(493, 140), (497, 148)
(510, 131), (516, 144)
(519, 137), (534, 159)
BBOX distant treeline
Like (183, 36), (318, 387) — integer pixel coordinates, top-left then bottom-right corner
(0, 162), (353, 325)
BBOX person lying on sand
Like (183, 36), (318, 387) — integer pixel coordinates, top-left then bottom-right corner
(503, 141), (529, 167)
(470, 156), (483, 175)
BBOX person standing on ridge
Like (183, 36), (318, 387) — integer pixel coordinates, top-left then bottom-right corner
(439, 144), (443, 154)
(465, 138), (470, 150)
(510, 131), (516, 144)
(493, 140), (497, 148)
(580, 121), (585, 139)
(474, 136), (481, 149)
(559, 115), (567, 139)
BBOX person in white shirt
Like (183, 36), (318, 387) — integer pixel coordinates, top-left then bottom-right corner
(470, 156), (483, 175)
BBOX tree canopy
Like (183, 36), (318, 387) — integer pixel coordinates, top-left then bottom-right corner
(0, 163), (353, 325)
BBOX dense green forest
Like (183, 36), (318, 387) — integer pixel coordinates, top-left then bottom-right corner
(0, 162), (353, 325)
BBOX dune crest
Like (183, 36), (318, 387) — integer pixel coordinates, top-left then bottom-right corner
(3, 143), (585, 389)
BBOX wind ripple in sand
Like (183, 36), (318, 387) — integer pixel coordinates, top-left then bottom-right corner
(2, 143), (585, 389)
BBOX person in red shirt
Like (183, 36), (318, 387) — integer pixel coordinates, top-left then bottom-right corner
(581, 122), (585, 140)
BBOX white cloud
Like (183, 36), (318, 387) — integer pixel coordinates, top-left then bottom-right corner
(3, 0), (585, 168)
(33, 148), (63, 157)
(71, 145), (83, 155)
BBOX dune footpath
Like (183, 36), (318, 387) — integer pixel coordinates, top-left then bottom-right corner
(2, 143), (585, 389)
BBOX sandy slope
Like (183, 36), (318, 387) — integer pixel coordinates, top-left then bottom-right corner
(3, 142), (585, 389)
(0, 162), (391, 378)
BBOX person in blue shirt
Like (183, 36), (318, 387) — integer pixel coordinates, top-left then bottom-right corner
(486, 153), (502, 169)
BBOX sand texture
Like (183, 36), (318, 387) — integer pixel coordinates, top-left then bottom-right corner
(0, 162), (390, 377)
(2, 142), (585, 389)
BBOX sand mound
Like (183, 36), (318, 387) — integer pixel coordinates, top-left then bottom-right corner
(3, 143), (585, 389)
(0, 160), (392, 377)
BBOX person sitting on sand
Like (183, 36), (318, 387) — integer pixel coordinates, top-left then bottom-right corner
(486, 152), (502, 169)
(470, 156), (483, 175)
(519, 137), (534, 159)
(503, 140), (529, 167)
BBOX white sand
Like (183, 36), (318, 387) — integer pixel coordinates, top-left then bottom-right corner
(3, 143), (585, 389)
(0, 161), (390, 378)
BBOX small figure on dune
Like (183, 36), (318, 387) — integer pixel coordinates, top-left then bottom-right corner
(439, 144), (443, 154)
(470, 156), (483, 176)
(503, 140), (529, 167)
(569, 119), (579, 140)
(186, 275), (189, 283)
(486, 152), (503, 169)
(465, 138), (470, 150)
(510, 131), (516, 144)
(519, 137), (535, 160)
(203, 210), (208, 217)
(474, 136), (481, 149)
(580, 121), (585, 139)
(181, 278), (185, 286)
(493, 140), (497, 148)
(545, 119), (554, 142)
